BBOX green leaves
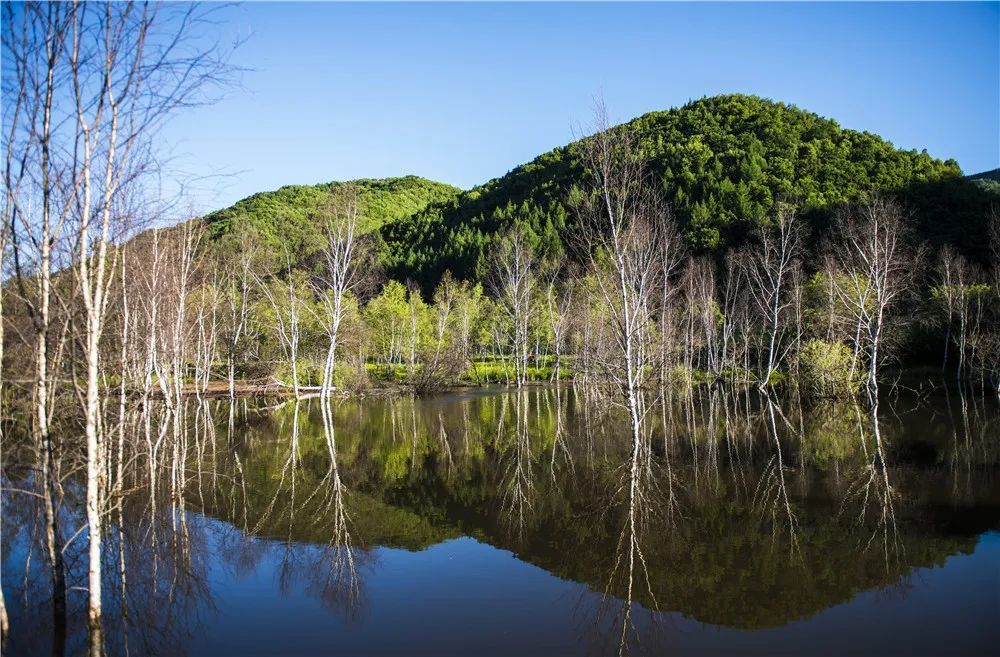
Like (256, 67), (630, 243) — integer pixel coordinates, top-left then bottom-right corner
(205, 176), (461, 275)
(380, 94), (968, 290)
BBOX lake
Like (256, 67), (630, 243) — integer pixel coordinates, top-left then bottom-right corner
(3, 386), (999, 656)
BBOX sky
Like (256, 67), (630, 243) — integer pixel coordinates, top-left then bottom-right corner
(158, 1), (1000, 215)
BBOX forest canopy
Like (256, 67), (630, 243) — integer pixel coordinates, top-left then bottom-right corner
(200, 95), (997, 292)
(376, 94), (993, 289)
(204, 175), (461, 264)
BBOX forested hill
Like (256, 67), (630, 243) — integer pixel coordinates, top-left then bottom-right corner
(969, 168), (1000, 182)
(970, 168), (1000, 195)
(204, 175), (461, 259)
(379, 94), (995, 289)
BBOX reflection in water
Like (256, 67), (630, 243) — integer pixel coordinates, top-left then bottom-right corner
(2, 387), (999, 656)
(754, 399), (801, 559)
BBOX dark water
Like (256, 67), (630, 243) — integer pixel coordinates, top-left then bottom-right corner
(3, 387), (999, 656)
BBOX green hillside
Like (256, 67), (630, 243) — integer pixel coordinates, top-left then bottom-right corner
(969, 168), (1000, 195)
(199, 96), (997, 288)
(380, 94), (993, 288)
(204, 175), (461, 260)
(969, 168), (1000, 183)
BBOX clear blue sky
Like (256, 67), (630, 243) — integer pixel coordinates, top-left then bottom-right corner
(160, 1), (1000, 214)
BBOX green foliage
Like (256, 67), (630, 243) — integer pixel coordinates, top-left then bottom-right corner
(381, 94), (978, 289)
(802, 402), (867, 468)
(333, 361), (369, 392)
(797, 339), (862, 398)
(930, 282), (993, 305)
(204, 175), (461, 268)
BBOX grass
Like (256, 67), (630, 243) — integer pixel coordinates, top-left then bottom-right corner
(362, 358), (575, 385)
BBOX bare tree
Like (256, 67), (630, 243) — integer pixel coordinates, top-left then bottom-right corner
(576, 101), (670, 424)
(2, 6), (76, 639)
(681, 256), (718, 379)
(190, 273), (220, 398)
(932, 245), (992, 384)
(542, 270), (574, 381)
(718, 251), (750, 379)
(2, 4), (234, 651)
(934, 245), (961, 373)
(742, 207), (804, 388)
(0, 125), (10, 650)
(489, 226), (536, 387)
(219, 226), (259, 399)
(831, 197), (921, 395)
(313, 184), (366, 396)
(256, 252), (306, 398)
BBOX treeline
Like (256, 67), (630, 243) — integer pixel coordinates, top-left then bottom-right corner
(8, 153), (999, 410)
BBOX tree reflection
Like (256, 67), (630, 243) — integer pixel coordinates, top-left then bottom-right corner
(599, 398), (662, 656)
(314, 396), (361, 614)
(499, 391), (536, 544)
(2, 387), (998, 656)
(839, 399), (903, 569)
(753, 398), (800, 557)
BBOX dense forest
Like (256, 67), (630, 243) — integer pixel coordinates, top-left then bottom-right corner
(205, 175), (460, 263)
(375, 95), (994, 288)
(140, 93), (1000, 396)
(204, 95), (997, 293)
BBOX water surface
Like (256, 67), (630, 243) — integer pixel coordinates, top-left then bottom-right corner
(4, 387), (999, 656)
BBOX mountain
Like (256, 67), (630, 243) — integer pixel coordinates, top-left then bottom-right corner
(204, 175), (462, 261)
(969, 168), (1000, 195)
(379, 94), (994, 288)
(968, 168), (1000, 183)
(199, 95), (996, 288)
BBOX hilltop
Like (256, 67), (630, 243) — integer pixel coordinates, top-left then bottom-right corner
(204, 175), (462, 261)
(198, 95), (997, 287)
(380, 94), (993, 287)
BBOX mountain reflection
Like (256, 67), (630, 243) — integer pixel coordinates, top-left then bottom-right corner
(3, 387), (999, 656)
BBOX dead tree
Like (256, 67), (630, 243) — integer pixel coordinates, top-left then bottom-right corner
(575, 100), (673, 486)
(742, 207), (803, 388)
(831, 197), (920, 396)
(256, 253), (306, 398)
(489, 226), (536, 387)
(314, 184), (365, 396)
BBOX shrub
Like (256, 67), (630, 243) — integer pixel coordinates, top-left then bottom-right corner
(797, 339), (861, 398)
(334, 361), (370, 393)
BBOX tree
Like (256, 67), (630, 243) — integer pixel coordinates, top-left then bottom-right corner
(542, 272), (574, 381)
(364, 280), (409, 375)
(4, 4), (233, 651)
(313, 184), (368, 396)
(741, 207), (804, 387)
(831, 196), (921, 395)
(3, 7), (76, 641)
(576, 99), (672, 487)
(256, 256), (309, 397)
(489, 226), (536, 387)
(218, 225), (260, 399)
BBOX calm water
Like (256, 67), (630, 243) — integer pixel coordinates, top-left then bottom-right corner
(3, 386), (999, 656)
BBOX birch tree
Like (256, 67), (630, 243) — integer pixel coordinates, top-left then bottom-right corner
(742, 207), (804, 388)
(575, 100), (672, 471)
(257, 254), (307, 397)
(2, 6), (76, 638)
(831, 197), (920, 395)
(218, 226), (259, 399)
(1, 4), (234, 651)
(314, 184), (366, 396)
(489, 227), (535, 387)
